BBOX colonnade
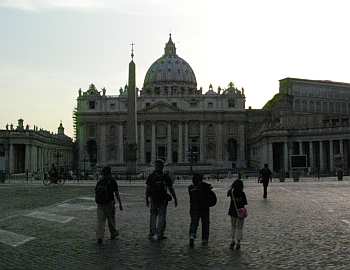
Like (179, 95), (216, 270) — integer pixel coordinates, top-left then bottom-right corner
(96, 121), (244, 166)
(264, 138), (349, 173)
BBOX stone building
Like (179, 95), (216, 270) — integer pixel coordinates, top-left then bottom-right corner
(75, 36), (350, 176)
(0, 120), (73, 174)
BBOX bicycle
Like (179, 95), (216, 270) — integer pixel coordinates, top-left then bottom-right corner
(43, 175), (66, 186)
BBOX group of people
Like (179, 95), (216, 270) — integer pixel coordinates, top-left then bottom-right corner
(94, 160), (272, 249)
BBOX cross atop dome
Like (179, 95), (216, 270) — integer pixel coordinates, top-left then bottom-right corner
(164, 33), (176, 56)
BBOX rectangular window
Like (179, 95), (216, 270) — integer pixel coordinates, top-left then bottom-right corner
(228, 99), (235, 108)
(146, 103), (150, 108)
(208, 102), (213, 108)
(88, 125), (96, 138)
(0, 145), (5, 157)
(172, 102), (177, 107)
(89, 101), (96, 109)
(110, 103), (115, 110)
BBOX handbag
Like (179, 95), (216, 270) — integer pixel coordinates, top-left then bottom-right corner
(231, 190), (247, 219)
(208, 189), (217, 207)
(166, 193), (172, 202)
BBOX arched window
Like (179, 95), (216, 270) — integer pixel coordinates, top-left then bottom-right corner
(323, 102), (328, 113)
(227, 138), (238, 161)
(156, 123), (167, 138)
(341, 103), (346, 113)
(86, 139), (97, 165)
(336, 102), (341, 113)
(309, 101), (315, 112)
(316, 101), (321, 112)
(207, 142), (216, 160)
(302, 100), (307, 112)
(109, 125), (115, 136)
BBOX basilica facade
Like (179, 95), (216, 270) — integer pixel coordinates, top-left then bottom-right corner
(76, 36), (350, 176)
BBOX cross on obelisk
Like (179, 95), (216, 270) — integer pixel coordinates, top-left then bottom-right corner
(131, 43), (135, 59)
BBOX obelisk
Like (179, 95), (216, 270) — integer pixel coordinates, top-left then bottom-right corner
(126, 44), (138, 174)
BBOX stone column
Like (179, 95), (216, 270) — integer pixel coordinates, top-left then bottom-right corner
(118, 123), (124, 163)
(216, 122), (223, 161)
(140, 122), (145, 164)
(151, 122), (156, 162)
(320, 141), (324, 171)
(340, 139), (344, 157)
(239, 125), (246, 167)
(199, 122), (205, 162)
(25, 144), (31, 172)
(330, 140), (334, 172)
(39, 147), (43, 172)
(309, 142), (314, 170)
(178, 122), (183, 163)
(284, 141), (289, 172)
(184, 122), (189, 162)
(167, 122), (172, 163)
(9, 144), (14, 173)
(31, 146), (37, 172)
(99, 124), (106, 166)
(79, 124), (85, 162)
(268, 142), (273, 170)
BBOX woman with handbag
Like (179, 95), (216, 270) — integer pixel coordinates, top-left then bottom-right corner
(227, 177), (248, 250)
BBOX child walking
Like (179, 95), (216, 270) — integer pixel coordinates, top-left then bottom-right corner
(227, 176), (248, 250)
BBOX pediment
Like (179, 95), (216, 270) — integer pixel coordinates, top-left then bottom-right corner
(138, 101), (184, 113)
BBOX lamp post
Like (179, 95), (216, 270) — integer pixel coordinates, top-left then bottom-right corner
(188, 146), (199, 174)
(82, 156), (88, 179)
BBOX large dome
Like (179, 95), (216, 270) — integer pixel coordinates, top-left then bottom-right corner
(142, 35), (197, 96)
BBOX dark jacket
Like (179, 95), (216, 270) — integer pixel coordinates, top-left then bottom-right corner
(260, 167), (272, 184)
(188, 182), (212, 212)
(227, 185), (247, 217)
(146, 171), (173, 203)
(95, 176), (119, 204)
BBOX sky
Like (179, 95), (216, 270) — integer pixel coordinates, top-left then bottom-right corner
(1, 0), (350, 138)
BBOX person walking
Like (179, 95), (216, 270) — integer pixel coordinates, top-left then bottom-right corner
(95, 166), (123, 244)
(146, 159), (177, 241)
(188, 173), (214, 247)
(227, 177), (248, 250)
(259, 163), (272, 199)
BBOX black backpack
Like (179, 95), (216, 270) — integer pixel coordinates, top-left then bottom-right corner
(95, 179), (112, 204)
(149, 173), (168, 202)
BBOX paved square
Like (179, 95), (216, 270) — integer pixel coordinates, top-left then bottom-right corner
(0, 180), (350, 269)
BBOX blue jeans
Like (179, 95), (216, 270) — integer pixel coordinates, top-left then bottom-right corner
(149, 200), (168, 237)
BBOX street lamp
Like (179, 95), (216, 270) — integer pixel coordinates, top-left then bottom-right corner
(188, 146), (199, 173)
(82, 156), (88, 179)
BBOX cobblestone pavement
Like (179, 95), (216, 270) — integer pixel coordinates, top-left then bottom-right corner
(0, 180), (350, 270)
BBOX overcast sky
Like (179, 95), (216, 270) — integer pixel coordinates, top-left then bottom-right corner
(1, 0), (350, 137)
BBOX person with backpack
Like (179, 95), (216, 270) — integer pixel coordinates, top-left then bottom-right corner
(227, 176), (248, 250)
(146, 159), (177, 241)
(188, 173), (216, 248)
(95, 166), (123, 244)
(259, 163), (272, 199)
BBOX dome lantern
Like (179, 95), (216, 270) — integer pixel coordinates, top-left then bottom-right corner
(164, 34), (176, 56)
